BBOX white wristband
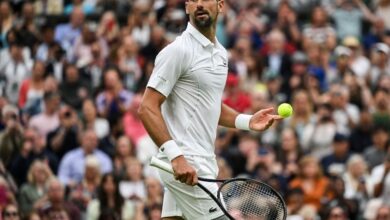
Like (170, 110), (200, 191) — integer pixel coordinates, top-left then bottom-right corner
(160, 140), (183, 161)
(235, 114), (252, 130)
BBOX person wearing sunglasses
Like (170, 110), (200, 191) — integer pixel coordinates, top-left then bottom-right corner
(2, 203), (20, 220)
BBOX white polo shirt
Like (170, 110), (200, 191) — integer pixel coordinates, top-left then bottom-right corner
(147, 23), (228, 158)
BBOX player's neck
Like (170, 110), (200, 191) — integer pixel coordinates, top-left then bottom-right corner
(192, 21), (216, 43)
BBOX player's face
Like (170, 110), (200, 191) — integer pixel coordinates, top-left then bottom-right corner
(186, 0), (224, 29)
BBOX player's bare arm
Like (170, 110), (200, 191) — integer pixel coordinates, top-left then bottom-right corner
(138, 88), (198, 186)
(219, 103), (283, 131)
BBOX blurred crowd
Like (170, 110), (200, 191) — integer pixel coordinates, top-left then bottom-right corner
(1, 0), (390, 220)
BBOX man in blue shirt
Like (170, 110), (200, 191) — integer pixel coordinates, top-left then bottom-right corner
(57, 129), (112, 186)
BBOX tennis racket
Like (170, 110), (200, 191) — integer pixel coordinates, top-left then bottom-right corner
(150, 156), (287, 220)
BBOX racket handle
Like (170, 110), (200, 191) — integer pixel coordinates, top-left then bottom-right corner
(150, 156), (174, 174)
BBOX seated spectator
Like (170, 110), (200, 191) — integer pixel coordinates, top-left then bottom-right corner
(277, 128), (303, 180)
(0, 41), (33, 104)
(82, 99), (109, 140)
(119, 158), (146, 201)
(72, 22), (108, 68)
(26, 211), (41, 220)
(18, 160), (53, 216)
(371, 151), (390, 205)
(117, 35), (144, 92)
(321, 133), (351, 176)
(96, 11), (120, 46)
(0, 177), (16, 212)
(54, 7), (84, 60)
(343, 155), (374, 200)
(282, 90), (315, 141)
(95, 67), (133, 125)
(368, 43), (390, 89)
(324, 204), (349, 220)
(329, 84), (360, 135)
(0, 105), (23, 169)
(349, 109), (374, 153)
(2, 203), (20, 220)
(86, 173), (136, 220)
(69, 155), (100, 213)
(122, 1), (152, 47)
(364, 125), (390, 170)
(59, 64), (91, 110)
(343, 36), (371, 79)
(35, 24), (56, 62)
(38, 178), (80, 220)
(123, 94), (148, 147)
(28, 91), (60, 138)
(58, 130), (112, 186)
(289, 155), (329, 211)
(301, 103), (337, 158)
(47, 106), (80, 161)
(18, 61), (46, 109)
(303, 6), (336, 50)
(113, 136), (134, 179)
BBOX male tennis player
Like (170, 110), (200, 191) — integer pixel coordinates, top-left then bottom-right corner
(139, 0), (282, 219)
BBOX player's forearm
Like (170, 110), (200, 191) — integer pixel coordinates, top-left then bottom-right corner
(138, 104), (172, 147)
(218, 103), (239, 128)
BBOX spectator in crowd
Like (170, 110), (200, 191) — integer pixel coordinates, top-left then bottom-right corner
(302, 6), (336, 51)
(119, 158), (146, 201)
(46, 106), (81, 161)
(223, 74), (252, 113)
(140, 25), (168, 62)
(364, 125), (390, 169)
(18, 61), (45, 109)
(95, 67), (133, 125)
(10, 127), (57, 185)
(35, 24), (56, 62)
(86, 173), (136, 220)
(18, 160), (53, 216)
(113, 136), (134, 179)
(289, 156), (329, 211)
(58, 130), (112, 186)
(69, 155), (100, 214)
(96, 11), (120, 46)
(38, 178), (80, 220)
(375, 205), (390, 220)
(369, 43), (390, 88)
(344, 36), (372, 80)
(321, 133), (351, 176)
(349, 109), (374, 153)
(371, 151), (390, 205)
(276, 128), (303, 180)
(28, 91), (60, 138)
(54, 6), (84, 60)
(343, 155), (373, 200)
(374, 0), (390, 30)
(272, 2), (301, 47)
(2, 203), (20, 220)
(324, 204), (349, 220)
(123, 1), (152, 48)
(0, 1), (14, 48)
(60, 64), (91, 110)
(0, 105), (23, 169)
(81, 99), (110, 140)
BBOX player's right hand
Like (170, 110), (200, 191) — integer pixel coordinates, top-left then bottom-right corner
(171, 156), (198, 186)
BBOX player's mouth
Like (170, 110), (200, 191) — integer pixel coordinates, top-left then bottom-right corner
(195, 11), (209, 19)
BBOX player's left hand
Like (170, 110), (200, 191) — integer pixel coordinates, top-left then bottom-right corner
(249, 107), (283, 131)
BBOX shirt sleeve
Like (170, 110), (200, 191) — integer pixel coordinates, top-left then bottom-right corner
(147, 42), (190, 97)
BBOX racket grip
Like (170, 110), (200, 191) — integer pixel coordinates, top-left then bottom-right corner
(150, 156), (174, 174)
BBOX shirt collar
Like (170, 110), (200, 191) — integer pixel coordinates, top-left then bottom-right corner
(186, 22), (216, 48)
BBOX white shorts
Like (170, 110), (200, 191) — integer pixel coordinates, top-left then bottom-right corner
(158, 155), (224, 220)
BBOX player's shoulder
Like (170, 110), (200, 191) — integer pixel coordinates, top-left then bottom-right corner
(158, 35), (193, 59)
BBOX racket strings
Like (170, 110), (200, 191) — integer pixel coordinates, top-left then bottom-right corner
(219, 180), (285, 220)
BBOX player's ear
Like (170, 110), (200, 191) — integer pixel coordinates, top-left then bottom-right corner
(185, 1), (189, 14)
(217, 0), (224, 13)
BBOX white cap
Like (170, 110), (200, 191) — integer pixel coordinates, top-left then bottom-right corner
(335, 46), (352, 57)
(374, 43), (390, 55)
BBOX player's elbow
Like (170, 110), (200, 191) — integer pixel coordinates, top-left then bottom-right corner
(137, 101), (154, 121)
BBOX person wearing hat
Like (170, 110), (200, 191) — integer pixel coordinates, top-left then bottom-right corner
(369, 43), (390, 87)
(343, 36), (371, 79)
(223, 74), (251, 113)
(289, 51), (309, 93)
(321, 132), (351, 176)
(327, 46), (354, 84)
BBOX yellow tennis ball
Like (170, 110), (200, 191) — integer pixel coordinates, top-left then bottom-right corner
(278, 103), (293, 118)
